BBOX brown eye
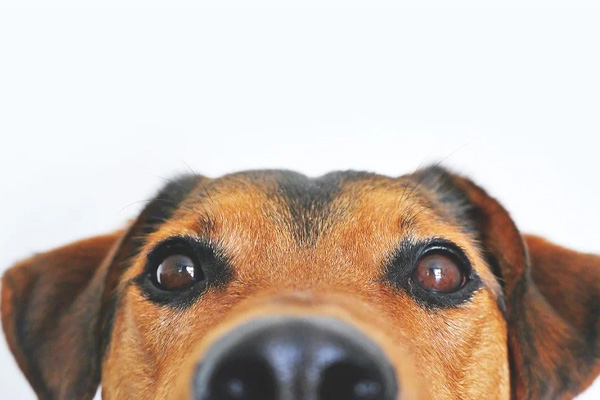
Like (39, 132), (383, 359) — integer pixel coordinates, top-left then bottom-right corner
(413, 253), (466, 293)
(155, 254), (202, 291)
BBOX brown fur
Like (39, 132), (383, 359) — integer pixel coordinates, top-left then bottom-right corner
(2, 168), (599, 400)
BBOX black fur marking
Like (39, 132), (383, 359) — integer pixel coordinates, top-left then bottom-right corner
(273, 170), (368, 245)
(409, 166), (479, 235)
(135, 175), (201, 243)
(482, 251), (507, 315)
(98, 290), (121, 369)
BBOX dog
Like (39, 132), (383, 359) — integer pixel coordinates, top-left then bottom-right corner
(2, 167), (599, 400)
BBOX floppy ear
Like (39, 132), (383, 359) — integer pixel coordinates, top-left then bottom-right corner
(1, 175), (201, 400)
(522, 235), (600, 399)
(419, 167), (600, 399)
(1, 232), (124, 400)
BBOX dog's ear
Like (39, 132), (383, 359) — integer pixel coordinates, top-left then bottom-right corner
(1, 232), (124, 400)
(1, 175), (201, 400)
(417, 166), (600, 399)
(520, 235), (600, 399)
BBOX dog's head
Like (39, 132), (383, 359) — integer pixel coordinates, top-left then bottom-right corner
(2, 167), (600, 400)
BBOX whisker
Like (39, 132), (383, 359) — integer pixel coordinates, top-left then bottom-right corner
(398, 155), (432, 206)
(150, 173), (196, 194)
(178, 159), (215, 205)
(400, 141), (472, 206)
(119, 198), (153, 213)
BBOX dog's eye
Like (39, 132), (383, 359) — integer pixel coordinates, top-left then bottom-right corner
(138, 237), (232, 308)
(154, 254), (204, 291)
(384, 240), (480, 308)
(412, 252), (466, 293)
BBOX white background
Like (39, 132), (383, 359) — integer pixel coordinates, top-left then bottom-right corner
(1, 0), (599, 398)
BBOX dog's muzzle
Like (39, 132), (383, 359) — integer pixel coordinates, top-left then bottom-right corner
(192, 316), (398, 400)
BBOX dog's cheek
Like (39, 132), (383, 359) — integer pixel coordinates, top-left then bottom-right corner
(102, 286), (240, 399)
(380, 289), (510, 400)
(102, 301), (161, 400)
(459, 293), (510, 399)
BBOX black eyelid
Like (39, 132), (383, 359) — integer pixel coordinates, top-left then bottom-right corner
(146, 237), (200, 263)
(135, 235), (233, 309)
(418, 240), (474, 275)
(382, 238), (483, 309)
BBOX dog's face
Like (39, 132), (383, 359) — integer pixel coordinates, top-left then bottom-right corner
(2, 168), (600, 400)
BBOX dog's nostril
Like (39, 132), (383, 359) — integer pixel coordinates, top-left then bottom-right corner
(319, 362), (384, 400)
(209, 357), (276, 400)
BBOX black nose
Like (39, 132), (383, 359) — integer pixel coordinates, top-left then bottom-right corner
(193, 316), (398, 400)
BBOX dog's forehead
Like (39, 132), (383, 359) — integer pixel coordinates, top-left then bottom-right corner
(176, 170), (427, 241)
(147, 169), (477, 252)
(208, 169), (397, 205)
(138, 170), (490, 283)
(202, 170), (407, 241)
(185, 169), (465, 231)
